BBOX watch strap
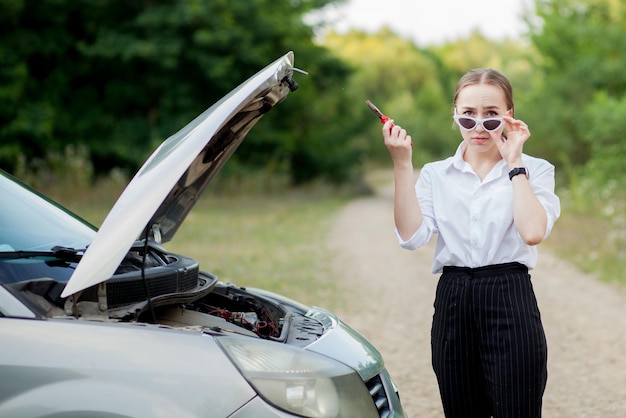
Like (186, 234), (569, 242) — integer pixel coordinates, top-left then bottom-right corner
(508, 167), (528, 180)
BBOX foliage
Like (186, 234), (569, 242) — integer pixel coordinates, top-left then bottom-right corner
(527, 0), (626, 172)
(579, 91), (626, 186)
(0, 0), (363, 185)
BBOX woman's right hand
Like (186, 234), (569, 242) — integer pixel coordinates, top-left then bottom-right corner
(382, 120), (421, 240)
(382, 120), (412, 163)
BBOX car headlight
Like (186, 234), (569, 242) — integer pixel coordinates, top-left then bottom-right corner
(217, 336), (379, 418)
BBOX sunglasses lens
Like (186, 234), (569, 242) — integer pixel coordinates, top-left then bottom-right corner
(483, 119), (502, 131)
(457, 117), (477, 130)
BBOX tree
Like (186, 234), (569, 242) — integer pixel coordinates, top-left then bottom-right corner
(0, 0), (361, 185)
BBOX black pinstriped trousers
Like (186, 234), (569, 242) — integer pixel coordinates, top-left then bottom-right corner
(431, 262), (547, 418)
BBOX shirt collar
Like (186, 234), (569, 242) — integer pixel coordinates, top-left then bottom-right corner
(445, 142), (471, 173)
(446, 141), (509, 180)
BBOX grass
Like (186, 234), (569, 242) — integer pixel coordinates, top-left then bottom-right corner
(544, 189), (626, 286)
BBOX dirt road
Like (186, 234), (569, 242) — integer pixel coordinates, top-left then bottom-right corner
(325, 182), (626, 418)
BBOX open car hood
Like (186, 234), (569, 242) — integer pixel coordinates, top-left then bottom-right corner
(61, 52), (299, 298)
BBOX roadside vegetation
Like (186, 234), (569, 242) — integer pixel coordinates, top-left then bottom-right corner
(4, 0), (626, 288)
(547, 178), (626, 284)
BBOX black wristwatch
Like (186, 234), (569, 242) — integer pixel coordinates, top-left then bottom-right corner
(508, 167), (528, 181)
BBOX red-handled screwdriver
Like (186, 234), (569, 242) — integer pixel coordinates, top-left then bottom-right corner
(366, 100), (412, 146)
(365, 100), (392, 125)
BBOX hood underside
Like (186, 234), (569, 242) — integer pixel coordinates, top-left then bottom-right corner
(61, 52), (298, 298)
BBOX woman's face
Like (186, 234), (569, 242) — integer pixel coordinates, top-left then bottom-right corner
(454, 83), (510, 153)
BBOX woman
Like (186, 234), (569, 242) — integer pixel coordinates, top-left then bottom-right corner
(382, 68), (560, 418)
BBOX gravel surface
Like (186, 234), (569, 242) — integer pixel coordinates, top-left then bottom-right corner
(325, 183), (626, 418)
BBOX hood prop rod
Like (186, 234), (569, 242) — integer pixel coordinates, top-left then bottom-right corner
(141, 223), (158, 324)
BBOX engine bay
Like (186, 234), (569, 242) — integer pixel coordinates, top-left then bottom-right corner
(168, 282), (288, 339)
(3, 242), (327, 347)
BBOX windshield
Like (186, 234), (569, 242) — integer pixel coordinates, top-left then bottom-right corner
(0, 171), (96, 253)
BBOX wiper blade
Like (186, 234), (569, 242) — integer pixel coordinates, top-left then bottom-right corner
(51, 246), (84, 260)
(0, 246), (85, 262)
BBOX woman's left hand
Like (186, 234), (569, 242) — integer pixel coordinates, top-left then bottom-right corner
(495, 115), (531, 165)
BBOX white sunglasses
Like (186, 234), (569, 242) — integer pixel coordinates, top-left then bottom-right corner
(453, 115), (504, 132)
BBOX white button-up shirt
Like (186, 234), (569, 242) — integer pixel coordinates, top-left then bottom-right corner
(397, 142), (561, 273)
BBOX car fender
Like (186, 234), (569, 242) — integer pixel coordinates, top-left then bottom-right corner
(0, 318), (257, 417)
(0, 379), (197, 418)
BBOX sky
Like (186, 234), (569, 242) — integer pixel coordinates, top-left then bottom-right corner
(316, 0), (535, 46)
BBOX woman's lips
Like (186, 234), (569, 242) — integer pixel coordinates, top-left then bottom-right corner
(472, 136), (490, 143)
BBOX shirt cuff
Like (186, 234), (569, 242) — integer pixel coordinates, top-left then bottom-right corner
(395, 221), (431, 250)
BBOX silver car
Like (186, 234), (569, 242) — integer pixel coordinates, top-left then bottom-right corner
(0, 52), (406, 418)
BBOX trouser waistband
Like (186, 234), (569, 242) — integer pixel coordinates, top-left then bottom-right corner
(442, 262), (528, 277)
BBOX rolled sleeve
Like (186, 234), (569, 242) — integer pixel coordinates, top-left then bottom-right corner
(396, 220), (432, 250)
(526, 158), (561, 240)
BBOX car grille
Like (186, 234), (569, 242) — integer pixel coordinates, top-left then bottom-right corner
(366, 374), (391, 418)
